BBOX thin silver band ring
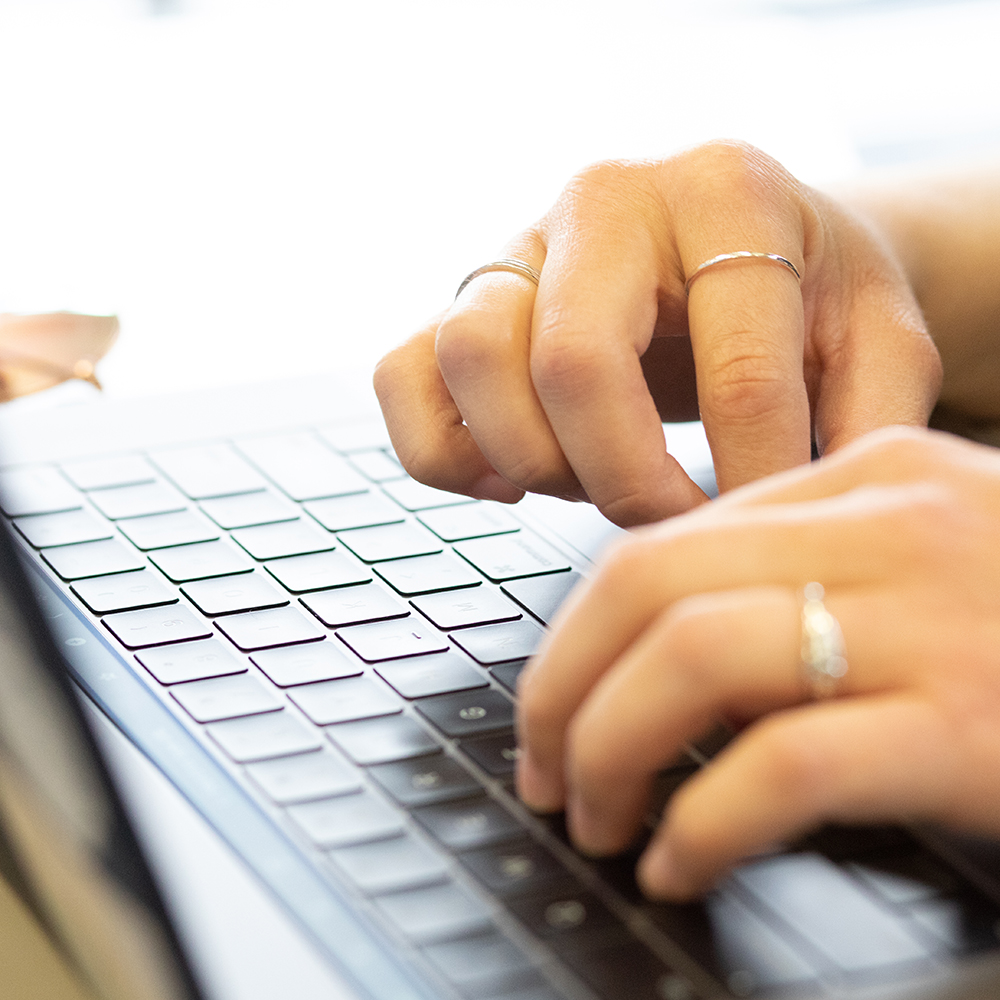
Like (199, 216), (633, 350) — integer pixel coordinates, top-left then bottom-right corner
(800, 582), (848, 700)
(685, 252), (802, 296)
(456, 258), (542, 299)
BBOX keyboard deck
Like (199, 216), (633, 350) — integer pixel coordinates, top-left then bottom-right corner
(4, 421), (999, 1000)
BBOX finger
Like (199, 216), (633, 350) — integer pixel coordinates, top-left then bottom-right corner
(374, 319), (525, 503)
(435, 232), (587, 502)
(638, 695), (958, 899)
(806, 196), (941, 454)
(563, 587), (802, 855)
(515, 485), (922, 812)
(528, 167), (708, 525)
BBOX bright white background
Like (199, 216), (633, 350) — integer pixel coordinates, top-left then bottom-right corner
(0, 0), (998, 399)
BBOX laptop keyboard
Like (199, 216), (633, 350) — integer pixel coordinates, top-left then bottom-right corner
(4, 423), (1000, 1000)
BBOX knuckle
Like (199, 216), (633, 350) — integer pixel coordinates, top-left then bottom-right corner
(680, 139), (796, 205)
(530, 319), (608, 401)
(434, 311), (494, 383)
(701, 344), (795, 427)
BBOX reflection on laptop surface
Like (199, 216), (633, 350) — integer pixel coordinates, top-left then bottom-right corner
(2, 373), (1000, 1000)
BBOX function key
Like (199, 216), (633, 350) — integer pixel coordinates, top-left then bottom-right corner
(459, 731), (520, 778)
(300, 583), (408, 628)
(381, 478), (476, 512)
(459, 839), (568, 898)
(374, 881), (492, 944)
(369, 754), (481, 807)
(199, 490), (298, 529)
(0, 466), (81, 516)
(264, 550), (371, 593)
(416, 689), (515, 738)
(287, 790), (404, 848)
(170, 673), (282, 723)
(245, 748), (361, 803)
(505, 886), (623, 954)
(117, 510), (219, 551)
(251, 641), (361, 686)
(236, 432), (368, 501)
(102, 604), (213, 648)
(72, 569), (177, 614)
(87, 481), (187, 520)
(455, 535), (572, 583)
(303, 491), (404, 532)
(289, 675), (401, 725)
(42, 538), (145, 580)
(14, 509), (112, 548)
(215, 606), (325, 651)
(418, 504), (520, 542)
(149, 444), (267, 499)
(422, 933), (539, 1000)
(502, 572), (582, 625)
(329, 834), (449, 896)
(338, 523), (442, 563)
(347, 450), (405, 482)
(150, 540), (253, 582)
(451, 621), (545, 665)
(231, 520), (336, 561)
(375, 552), (481, 596)
(181, 572), (289, 616)
(136, 637), (246, 684)
(413, 795), (524, 851)
(207, 710), (323, 762)
(327, 714), (439, 766)
(337, 618), (449, 662)
(61, 454), (156, 491)
(376, 652), (488, 700)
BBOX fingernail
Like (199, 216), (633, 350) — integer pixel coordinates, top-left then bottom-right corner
(516, 750), (563, 812)
(471, 472), (524, 504)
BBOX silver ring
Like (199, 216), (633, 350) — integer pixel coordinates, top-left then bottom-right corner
(456, 258), (541, 299)
(800, 582), (847, 700)
(685, 251), (802, 296)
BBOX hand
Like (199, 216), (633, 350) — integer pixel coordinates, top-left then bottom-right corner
(374, 141), (940, 526)
(515, 426), (1000, 898)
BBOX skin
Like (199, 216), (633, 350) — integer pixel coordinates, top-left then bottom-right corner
(374, 140), (941, 527)
(375, 143), (1000, 899)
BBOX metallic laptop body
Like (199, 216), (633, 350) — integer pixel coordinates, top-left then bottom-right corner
(2, 373), (1000, 1000)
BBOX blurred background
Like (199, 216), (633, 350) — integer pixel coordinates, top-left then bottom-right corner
(0, 0), (998, 399)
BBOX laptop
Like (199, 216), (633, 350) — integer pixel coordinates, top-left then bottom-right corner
(2, 371), (1000, 1000)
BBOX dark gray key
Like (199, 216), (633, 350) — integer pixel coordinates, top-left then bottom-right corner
(451, 621), (545, 665)
(337, 522), (442, 564)
(287, 790), (404, 847)
(171, 673), (282, 722)
(732, 853), (929, 972)
(245, 748), (361, 803)
(118, 510), (219, 550)
(327, 715), (439, 765)
(337, 618), (449, 662)
(199, 490), (298, 529)
(455, 536), (572, 583)
(416, 690), (515, 737)
(459, 839), (567, 897)
(418, 504), (520, 542)
(61, 454), (156, 491)
(423, 933), (537, 998)
(574, 943), (694, 1000)
(236, 432), (369, 501)
(0, 466), (80, 516)
(289, 676), (400, 725)
(459, 731), (520, 777)
(303, 491), (404, 532)
(317, 421), (392, 454)
(413, 796), (523, 851)
(376, 652), (488, 700)
(135, 637), (246, 684)
(346, 450), (405, 482)
(149, 444), (268, 499)
(72, 569), (176, 614)
(369, 754), (481, 807)
(232, 520), (336, 561)
(502, 572), (582, 625)
(42, 538), (145, 580)
(381, 479), (475, 512)
(264, 550), (371, 593)
(490, 661), (526, 693)
(251, 641), (361, 686)
(506, 886), (620, 951)
(375, 552), (482, 596)
(181, 572), (289, 616)
(103, 604), (213, 648)
(216, 606), (326, 651)
(330, 834), (449, 896)
(301, 584), (408, 627)
(374, 882), (491, 944)
(207, 710), (323, 761)
(87, 481), (187, 520)
(411, 588), (521, 630)
(150, 540), (253, 581)
(14, 509), (112, 548)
